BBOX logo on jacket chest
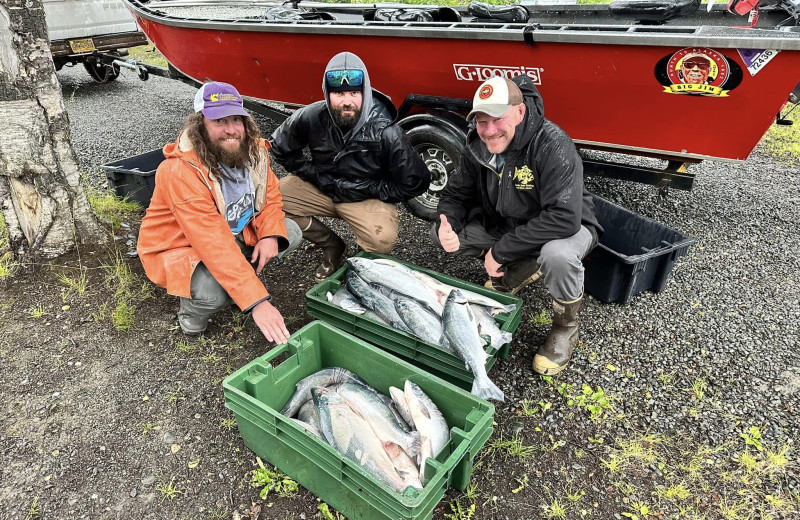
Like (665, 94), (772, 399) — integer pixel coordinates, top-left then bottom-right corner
(512, 165), (534, 190)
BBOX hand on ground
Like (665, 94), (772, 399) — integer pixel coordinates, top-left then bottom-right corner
(252, 299), (290, 344)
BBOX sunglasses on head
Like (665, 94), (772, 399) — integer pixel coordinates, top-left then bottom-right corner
(682, 59), (710, 70)
(326, 69), (364, 88)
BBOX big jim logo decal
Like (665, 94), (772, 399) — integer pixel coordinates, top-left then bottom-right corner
(654, 47), (743, 97)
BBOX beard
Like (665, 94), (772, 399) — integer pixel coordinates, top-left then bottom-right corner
(331, 104), (362, 132)
(209, 137), (248, 170)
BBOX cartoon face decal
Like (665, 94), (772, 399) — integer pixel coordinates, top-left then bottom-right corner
(655, 47), (743, 97)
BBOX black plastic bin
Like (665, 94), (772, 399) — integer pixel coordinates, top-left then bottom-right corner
(583, 195), (695, 304)
(101, 148), (165, 208)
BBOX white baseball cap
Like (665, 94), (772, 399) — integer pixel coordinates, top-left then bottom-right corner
(467, 76), (524, 121)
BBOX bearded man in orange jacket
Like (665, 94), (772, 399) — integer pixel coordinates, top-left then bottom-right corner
(138, 82), (302, 342)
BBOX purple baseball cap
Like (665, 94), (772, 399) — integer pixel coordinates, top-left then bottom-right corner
(193, 82), (249, 120)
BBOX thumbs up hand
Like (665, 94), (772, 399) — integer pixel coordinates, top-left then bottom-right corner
(438, 214), (460, 253)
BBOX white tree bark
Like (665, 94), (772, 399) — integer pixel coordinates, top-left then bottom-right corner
(0, 0), (106, 259)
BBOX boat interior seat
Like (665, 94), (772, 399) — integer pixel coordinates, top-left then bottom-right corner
(363, 7), (461, 22)
(466, 2), (530, 23)
(608, 0), (701, 24)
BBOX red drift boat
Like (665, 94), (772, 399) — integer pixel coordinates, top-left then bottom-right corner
(123, 0), (800, 218)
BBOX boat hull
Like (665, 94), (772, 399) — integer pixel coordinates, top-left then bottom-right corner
(132, 7), (800, 162)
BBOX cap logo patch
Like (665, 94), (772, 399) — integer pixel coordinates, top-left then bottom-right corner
(479, 85), (493, 99)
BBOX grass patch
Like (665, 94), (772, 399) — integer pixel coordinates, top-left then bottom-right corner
(596, 431), (799, 519)
(486, 433), (537, 460)
(761, 117), (800, 165)
(87, 187), (142, 230)
(126, 43), (169, 68)
(156, 479), (182, 502)
(0, 252), (18, 279)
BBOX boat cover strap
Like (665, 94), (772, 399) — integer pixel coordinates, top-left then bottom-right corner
(467, 2), (530, 23)
(608, 0), (701, 23)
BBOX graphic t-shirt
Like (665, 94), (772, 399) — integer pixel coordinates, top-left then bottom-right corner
(218, 163), (255, 234)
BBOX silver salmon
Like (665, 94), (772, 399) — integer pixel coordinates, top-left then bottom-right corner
(409, 270), (517, 315)
(347, 257), (443, 315)
(471, 303), (513, 349)
(404, 381), (450, 479)
(327, 288), (367, 315)
(442, 290), (505, 402)
(281, 367), (367, 418)
(345, 270), (413, 335)
(334, 383), (421, 460)
(314, 387), (412, 493)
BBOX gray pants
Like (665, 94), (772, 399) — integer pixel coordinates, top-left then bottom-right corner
(430, 220), (594, 302)
(179, 218), (303, 319)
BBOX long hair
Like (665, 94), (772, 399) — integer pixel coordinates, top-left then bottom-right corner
(184, 112), (262, 177)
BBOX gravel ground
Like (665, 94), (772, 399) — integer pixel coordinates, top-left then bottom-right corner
(53, 63), (800, 517)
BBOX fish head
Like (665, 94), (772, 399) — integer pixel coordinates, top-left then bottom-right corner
(445, 288), (468, 305)
(346, 257), (372, 272)
(311, 386), (338, 408)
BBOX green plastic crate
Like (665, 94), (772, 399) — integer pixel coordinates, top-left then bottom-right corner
(223, 321), (494, 520)
(306, 252), (523, 389)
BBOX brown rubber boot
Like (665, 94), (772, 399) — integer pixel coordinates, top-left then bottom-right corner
(533, 297), (582, 375)
(298, 217), (347, 282)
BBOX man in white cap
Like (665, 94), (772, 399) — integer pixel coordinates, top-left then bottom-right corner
(432, 75), (603, 376)
(138, 81), (302, 342)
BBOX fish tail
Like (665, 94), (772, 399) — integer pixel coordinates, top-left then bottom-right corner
(471, 375), (505, 402)
(499, 331), (512, 346)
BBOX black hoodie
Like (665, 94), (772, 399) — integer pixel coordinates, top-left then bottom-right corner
(437, 74), (602, 265)
(269, 52), (430, 204)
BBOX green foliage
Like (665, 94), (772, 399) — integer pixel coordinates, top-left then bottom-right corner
(762, 116), (800, 165)
(25, 497), (40, 520)
(444, 500), (476, 520)
(29, 305), (47, 318)
(317, 502), (345, 520)
(739, 426), (763, 452)
(111, 299), (135, 330)
(530, 308), (552, 327)
(0, 252), (17, 279)
(250, 457), (299, 499)
(57, 268), (89, 299)
(87, 187), (141, 229)
(0, 212), (19, 277)
(126, 43), (169, 67)
(487, 433), (537, 460)
(557, 382), (615, 421)
(156, 479), (182, 501)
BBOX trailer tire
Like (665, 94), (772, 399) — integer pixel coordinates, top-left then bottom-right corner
(83, 58), (120, 83)
(404, 123), (465, 221)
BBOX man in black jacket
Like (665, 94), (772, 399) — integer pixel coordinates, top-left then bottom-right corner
(432, 75), (603, 376)
(270, 52), (430, 282)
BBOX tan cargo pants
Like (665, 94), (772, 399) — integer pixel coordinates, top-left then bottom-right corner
(279, 174), (399, 254)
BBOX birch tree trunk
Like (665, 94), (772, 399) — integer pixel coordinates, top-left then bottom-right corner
(0, 0), (106, 259)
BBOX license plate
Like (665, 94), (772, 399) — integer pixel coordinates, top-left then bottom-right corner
(69, 38), (96, 53)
